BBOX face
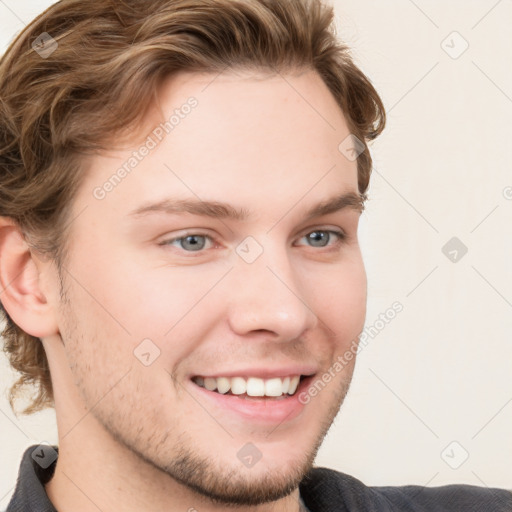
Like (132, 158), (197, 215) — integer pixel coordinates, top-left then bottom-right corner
(50, 69), (367, 506)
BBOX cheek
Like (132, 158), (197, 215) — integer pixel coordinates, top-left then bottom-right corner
(311, 257), (367, 339)
(68, 245), (212, 334)
(68, 255), (228, 379)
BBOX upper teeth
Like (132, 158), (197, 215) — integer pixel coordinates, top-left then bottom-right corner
(194, 375), (301, 397)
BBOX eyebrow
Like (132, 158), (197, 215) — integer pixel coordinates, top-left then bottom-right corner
(128, 191), (365, 221)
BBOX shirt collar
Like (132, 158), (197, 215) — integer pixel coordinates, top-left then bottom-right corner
(7, 444), (58, 512)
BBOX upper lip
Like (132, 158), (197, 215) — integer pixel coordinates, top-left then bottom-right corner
(190, 366), (318, 380)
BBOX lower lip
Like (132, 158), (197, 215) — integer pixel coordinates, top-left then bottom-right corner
(188, 376), (315, 424)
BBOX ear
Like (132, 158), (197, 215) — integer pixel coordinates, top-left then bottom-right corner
(0, 217), (59, 338)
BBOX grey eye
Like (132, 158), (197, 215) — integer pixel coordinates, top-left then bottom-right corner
(306, 231), (331, 247)
(178, 235), (207, 251)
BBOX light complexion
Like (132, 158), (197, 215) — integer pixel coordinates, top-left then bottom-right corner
(30, 69), (367, 512)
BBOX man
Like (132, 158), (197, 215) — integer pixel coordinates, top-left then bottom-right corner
(0, 0), (510, 511)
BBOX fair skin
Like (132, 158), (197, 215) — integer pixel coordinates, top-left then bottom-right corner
(0, 69), (367, 511)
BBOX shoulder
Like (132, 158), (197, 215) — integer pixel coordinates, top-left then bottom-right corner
(299, 466), (512, 512)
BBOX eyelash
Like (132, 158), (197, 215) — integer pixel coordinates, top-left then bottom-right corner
(159, 228), (348, 254)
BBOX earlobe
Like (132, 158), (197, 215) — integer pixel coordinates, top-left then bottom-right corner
(0, 217), (59, 338)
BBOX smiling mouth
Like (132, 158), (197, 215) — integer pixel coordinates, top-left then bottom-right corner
(191, 374), (310, 400)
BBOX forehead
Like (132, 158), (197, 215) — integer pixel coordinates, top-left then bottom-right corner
(150, 68), (351, 160)
(76, 69), (358, 221)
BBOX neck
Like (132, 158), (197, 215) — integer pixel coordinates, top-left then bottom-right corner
(44, 413), (302, 512)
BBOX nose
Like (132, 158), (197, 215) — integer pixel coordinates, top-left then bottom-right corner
(226, 243), (318, 341)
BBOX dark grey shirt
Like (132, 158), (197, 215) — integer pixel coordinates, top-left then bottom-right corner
(6, 445), (512, 511)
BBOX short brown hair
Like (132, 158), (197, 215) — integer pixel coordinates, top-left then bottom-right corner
(0, 0), (385, 414)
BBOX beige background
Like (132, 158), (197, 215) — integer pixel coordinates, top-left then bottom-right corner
(1, 0), (511, 506)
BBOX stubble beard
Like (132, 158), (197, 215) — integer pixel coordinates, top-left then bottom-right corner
(92, 370), (354, 507)
(58, 269), (355, 507)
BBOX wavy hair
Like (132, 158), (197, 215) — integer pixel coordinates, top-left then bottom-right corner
(0, 0), (385, 414)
